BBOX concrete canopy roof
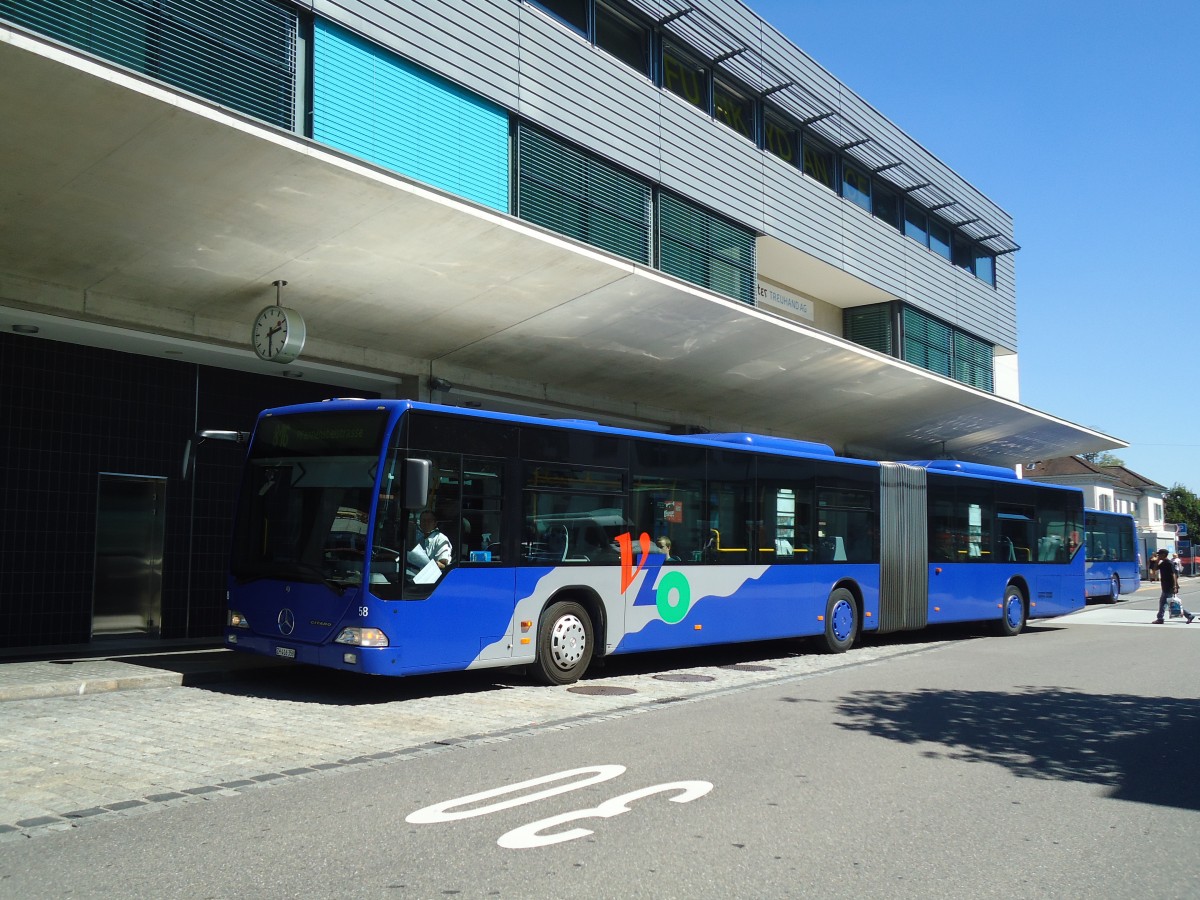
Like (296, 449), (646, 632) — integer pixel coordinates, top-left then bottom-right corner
(0, 27), (1123, 466)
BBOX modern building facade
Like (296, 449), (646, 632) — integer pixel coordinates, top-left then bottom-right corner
(0, 0), (1121, 651)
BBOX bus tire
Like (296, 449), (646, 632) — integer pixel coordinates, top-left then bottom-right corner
(1108, 574), (1120, 603)
(534, 600), (593, 686)
(997, 583), (1026, 637)
(821, 588), (858, 653)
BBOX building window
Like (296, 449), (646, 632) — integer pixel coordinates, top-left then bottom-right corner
(663, 43), (708, 111)
(898, 306), (994, 391)
(904, 203), (928, 245)
(952, 330), (994, 392)
(842, 164), (871, 212)
(843, 304), (895, 356)
(764, 112), (797, 166)
(803, 140), (836, 190)
(714, 79), (754, 141)
(533, 0), (588, 35)
(902, 307), (952, 378)
(659, 193), (757, 304)
(929, 219), (952, 260)
(1, 0), (298, 130)
(873, 183), (900, 230)
(596, 2), (650, 76)
(517, 127), (651, 264)
(973, 248), (995, 286)
(952, 233), (974, 272)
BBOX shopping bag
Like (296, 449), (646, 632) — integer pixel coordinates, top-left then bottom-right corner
(1169, 596), (1183, 618)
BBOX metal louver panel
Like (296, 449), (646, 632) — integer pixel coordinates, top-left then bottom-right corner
(953, 331), (994, 392)
(843, 304), (895, 356)
(517, 126), (652, 265)
(902, 306), (953, 378)
(659, 193), (756, 304)
(877, 462), (928, 634)
(1, 0), (297, 130)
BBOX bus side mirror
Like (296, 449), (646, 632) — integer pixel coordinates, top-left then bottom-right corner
(405, 458), (432, 509)
(182, 430), (251, 480)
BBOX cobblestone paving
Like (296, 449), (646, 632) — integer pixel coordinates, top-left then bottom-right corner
(0, 639), (945, 840)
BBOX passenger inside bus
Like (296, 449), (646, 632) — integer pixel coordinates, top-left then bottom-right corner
(655, 536), (680, 561)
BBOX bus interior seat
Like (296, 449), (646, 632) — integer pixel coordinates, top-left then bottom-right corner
(817, 536), (846, 562)
(546, 525), (568, 561)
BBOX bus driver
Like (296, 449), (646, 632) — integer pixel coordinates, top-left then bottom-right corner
(408, 511), (453, 582)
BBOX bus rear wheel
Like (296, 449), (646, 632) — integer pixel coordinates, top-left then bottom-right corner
(534, 600), (593, 685)
(821, 588), (858, 653)
(997, 583), (1026, 636)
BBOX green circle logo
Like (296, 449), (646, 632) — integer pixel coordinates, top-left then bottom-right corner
(656, 571), (692, 624)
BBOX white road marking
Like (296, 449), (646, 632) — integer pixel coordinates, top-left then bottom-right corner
(1062, 604), (1197, 628)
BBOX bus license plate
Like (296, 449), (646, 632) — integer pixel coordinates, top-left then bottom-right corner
(275, 646), (296, 659)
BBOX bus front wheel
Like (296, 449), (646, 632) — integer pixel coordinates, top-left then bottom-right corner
(534, 600), (593, 686)
(1108, 574), (1121, 603)
(997, 584), (1026, 637)
(821, 588), (858, 653)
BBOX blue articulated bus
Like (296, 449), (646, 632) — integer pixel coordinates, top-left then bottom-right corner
(224, 400), (1085, 684)
(1083, 509), (1141, 601)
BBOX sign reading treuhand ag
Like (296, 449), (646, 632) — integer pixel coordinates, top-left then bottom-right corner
(756, 281), (814, 321)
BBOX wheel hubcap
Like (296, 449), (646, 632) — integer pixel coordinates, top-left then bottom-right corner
(550, 615), (587, 670)
(1006, 594), (1023, 628)
(831, 599), (854, 641)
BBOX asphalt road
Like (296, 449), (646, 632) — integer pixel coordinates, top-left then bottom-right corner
(1, 590), (1198, 898)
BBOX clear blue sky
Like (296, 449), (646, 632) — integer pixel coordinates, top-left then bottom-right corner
(744, 0), (1200, 491)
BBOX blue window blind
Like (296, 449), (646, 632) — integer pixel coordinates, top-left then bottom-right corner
(312, 20), (509, 213)
(517, 127), (651, 264)
(1, 0), (297, 130)
(659, 194), (757, 304)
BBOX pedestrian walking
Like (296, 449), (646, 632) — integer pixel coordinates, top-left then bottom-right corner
(1153, 548), (1194, 624)
(1148, 552), (1159, 583)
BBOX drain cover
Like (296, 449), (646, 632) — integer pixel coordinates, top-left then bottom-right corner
(721, 664), (775, 672)
(568, 685), (637, 696)
(653, 673), (715, 683)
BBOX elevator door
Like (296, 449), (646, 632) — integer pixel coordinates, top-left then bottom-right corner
(93, 474), (166, 636)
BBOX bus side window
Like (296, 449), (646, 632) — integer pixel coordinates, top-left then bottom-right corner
(462, 457), (503, 563)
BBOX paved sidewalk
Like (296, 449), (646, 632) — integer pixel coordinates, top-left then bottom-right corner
(0, 646), (282, 702)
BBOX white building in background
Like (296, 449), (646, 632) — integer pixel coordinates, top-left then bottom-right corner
(1024, 457), (1174, 570)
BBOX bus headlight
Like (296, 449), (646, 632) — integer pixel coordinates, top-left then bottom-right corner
(334, 627), (390, 648)
(228, 610), (250, 629)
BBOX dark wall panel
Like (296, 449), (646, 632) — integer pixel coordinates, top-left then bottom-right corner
(0, 331), (371, 650)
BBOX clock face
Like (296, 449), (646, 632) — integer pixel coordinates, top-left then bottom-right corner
(252, 305), (306, 363)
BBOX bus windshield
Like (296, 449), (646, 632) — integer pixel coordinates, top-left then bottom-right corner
(230, 410), (391, 588)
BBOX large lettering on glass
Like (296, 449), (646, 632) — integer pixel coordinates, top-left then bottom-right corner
(663, 48), (707, 110)
(765, 119), (794, 163)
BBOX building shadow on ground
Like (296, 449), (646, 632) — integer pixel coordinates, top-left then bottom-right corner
(829, 685), (1200, 811)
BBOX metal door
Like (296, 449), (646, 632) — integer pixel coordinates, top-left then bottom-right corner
(92, 474), (166, 636)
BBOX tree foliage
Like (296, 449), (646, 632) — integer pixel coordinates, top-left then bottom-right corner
(1081, 451), (1126, 467)
(1165, 484), (1200, 544)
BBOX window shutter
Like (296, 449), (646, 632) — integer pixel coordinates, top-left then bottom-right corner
(659, 194), (757, 304)
(4, 0), (297, 130)
(843, 305), (895, 355)
(517, 127), (651, 264)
